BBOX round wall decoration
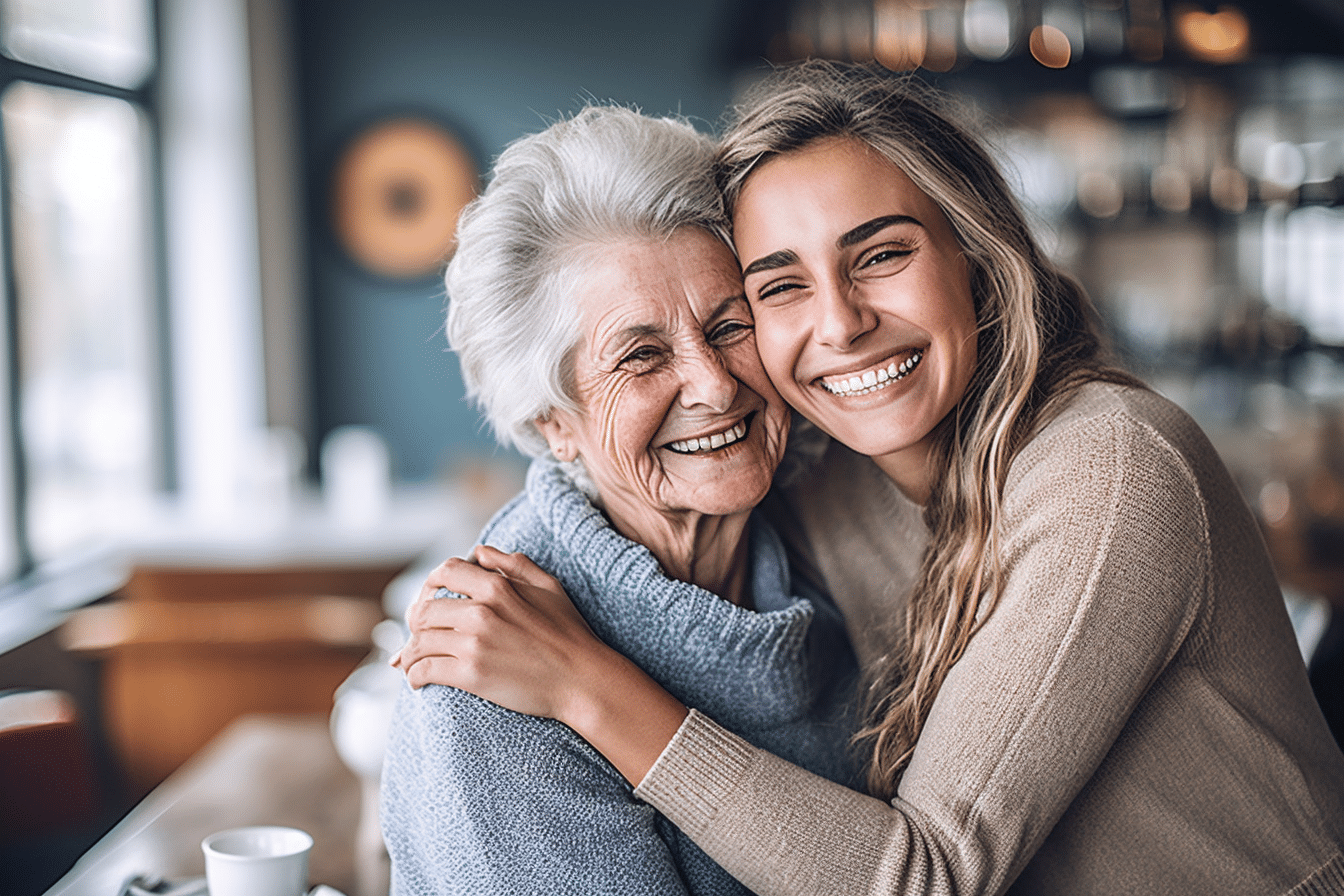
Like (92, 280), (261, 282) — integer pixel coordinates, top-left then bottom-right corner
(331, 118), (478, 279)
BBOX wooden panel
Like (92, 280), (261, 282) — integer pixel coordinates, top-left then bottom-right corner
(102, 645), (366, 796)
(60, 560), (407, 798)
(121, 563), (405, 604)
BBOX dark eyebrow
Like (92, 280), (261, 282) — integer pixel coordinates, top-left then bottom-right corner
(837, 214), (924, 249)
(741, 216), (925, 277)
(741, 249), (800, 278)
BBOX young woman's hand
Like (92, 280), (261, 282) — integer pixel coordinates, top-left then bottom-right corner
(389, 544), (689, 785)
(391, 545), (600, 720)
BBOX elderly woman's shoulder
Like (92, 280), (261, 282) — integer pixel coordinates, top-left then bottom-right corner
(472, 457), (606, 571)
(472, 484), (561, 568)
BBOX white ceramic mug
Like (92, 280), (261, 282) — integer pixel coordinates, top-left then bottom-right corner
(202, 825), (313, 896)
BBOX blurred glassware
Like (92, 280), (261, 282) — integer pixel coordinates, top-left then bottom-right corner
(238, 428), (306, 530)
(320, 427), (391, 531)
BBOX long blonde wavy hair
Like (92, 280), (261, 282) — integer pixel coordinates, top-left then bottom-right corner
(716, 61), (1139, 800)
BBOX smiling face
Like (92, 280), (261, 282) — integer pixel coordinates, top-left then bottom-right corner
(537, 227), (790, 532)
(733, 137), (979, 499)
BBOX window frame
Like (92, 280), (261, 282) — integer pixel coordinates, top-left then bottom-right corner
(0, 1), (169, 581)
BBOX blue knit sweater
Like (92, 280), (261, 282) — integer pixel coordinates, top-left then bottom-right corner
(380, 457), (859, 896)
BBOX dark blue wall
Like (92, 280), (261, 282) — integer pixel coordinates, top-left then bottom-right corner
(295, 0), (746, 481)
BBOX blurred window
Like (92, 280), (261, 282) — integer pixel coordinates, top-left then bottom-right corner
(0, 0), (154, 89)
(0, 0), (161, 578)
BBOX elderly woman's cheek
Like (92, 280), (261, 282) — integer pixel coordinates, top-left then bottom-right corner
(593, 374), (672, 492)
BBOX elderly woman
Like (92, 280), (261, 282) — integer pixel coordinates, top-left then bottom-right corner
(378, 106), (859, 896)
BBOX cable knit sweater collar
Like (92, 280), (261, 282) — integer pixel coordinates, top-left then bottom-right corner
(480, 457), (818, 726)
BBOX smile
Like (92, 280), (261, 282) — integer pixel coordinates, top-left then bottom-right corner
(664, 417), (749, 455)
(818, 350), (924, 397)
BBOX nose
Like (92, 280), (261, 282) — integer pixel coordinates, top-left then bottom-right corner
(813, 275), (877, 349)
(676, 343), (737, 414)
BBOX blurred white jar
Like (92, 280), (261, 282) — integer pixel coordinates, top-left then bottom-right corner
(320, 426), (390, 530)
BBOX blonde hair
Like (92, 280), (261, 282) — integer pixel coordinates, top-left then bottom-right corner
(717, 61), (1138, 799)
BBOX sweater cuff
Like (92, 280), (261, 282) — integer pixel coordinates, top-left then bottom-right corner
(1290, 853), (1344, 896)
(634, 709), (757, 839)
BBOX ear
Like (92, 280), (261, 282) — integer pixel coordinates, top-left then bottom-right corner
(535, 412), (580, 462)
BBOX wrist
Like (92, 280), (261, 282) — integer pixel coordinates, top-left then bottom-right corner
(562, 648), (688, 786)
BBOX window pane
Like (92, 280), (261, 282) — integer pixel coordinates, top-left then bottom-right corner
(3, 81), (159, 562)
(1, 0), (154, 89)
(0, 213), (16, 579)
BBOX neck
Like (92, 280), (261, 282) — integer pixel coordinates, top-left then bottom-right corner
(602, 501), (754, 607)
(872, 443), (934, 506)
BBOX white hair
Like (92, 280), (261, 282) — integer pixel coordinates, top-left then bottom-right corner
(445, 105), (730, 456)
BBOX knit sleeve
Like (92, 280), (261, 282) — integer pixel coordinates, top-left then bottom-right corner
(381, 678), (694, 896)
(634, 411), (1209, 896)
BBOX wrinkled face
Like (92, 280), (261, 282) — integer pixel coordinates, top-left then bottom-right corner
(539, 228), (790, 523)
(733, 137), (978, 481)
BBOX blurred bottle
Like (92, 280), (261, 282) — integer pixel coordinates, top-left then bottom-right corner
(320, 426), (391, 530)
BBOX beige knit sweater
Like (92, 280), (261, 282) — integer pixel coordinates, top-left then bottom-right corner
(634, 383), (1344, 895)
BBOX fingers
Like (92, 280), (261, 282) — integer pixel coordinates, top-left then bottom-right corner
(473, 548), (545, 583)
(399, 627), (498, 692)
(395, 624), (478, 679)
(414, 553), (481, 603)
(472, 545), (563, 591)
(405, 588), (503, 636)
(419, 558), (524, 609)
(422, 556), (500, 594)
(405, 655), (461, 690)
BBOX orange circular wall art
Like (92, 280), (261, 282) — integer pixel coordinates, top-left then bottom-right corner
(331, 118), (478, 279)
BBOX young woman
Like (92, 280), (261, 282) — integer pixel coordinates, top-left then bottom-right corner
(396, 63), (1344, 894)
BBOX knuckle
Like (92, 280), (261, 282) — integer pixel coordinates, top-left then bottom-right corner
(406, 664), (426, 689)
(459, 653), (484, 685)
(464, 603), (495, 627)
(406, 601), (425, 627)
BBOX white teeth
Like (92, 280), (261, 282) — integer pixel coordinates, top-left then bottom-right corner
(821, 351), (923, 396)
(666, 420), (749, 455)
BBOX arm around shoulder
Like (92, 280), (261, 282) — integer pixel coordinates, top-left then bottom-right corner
(635, 409), (1213, 896)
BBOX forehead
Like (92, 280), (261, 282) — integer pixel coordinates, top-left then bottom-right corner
(572, 230), (743, 340)
(735, 137), (947, 236)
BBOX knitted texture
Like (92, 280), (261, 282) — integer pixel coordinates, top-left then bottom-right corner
(636, 383), (1344, 896)
(381, 457), (860, 896)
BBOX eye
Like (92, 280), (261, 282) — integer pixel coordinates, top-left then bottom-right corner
(614, 344), (665, 374)
(751, 279), (804, 303)
(708, 319), (753, 345)
(858, 244), (915, 269)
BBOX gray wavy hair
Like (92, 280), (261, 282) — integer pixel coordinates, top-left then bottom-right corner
(445, 105), (730, 457)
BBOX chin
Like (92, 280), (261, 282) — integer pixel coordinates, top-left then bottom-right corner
(682, 473), (773, 518)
